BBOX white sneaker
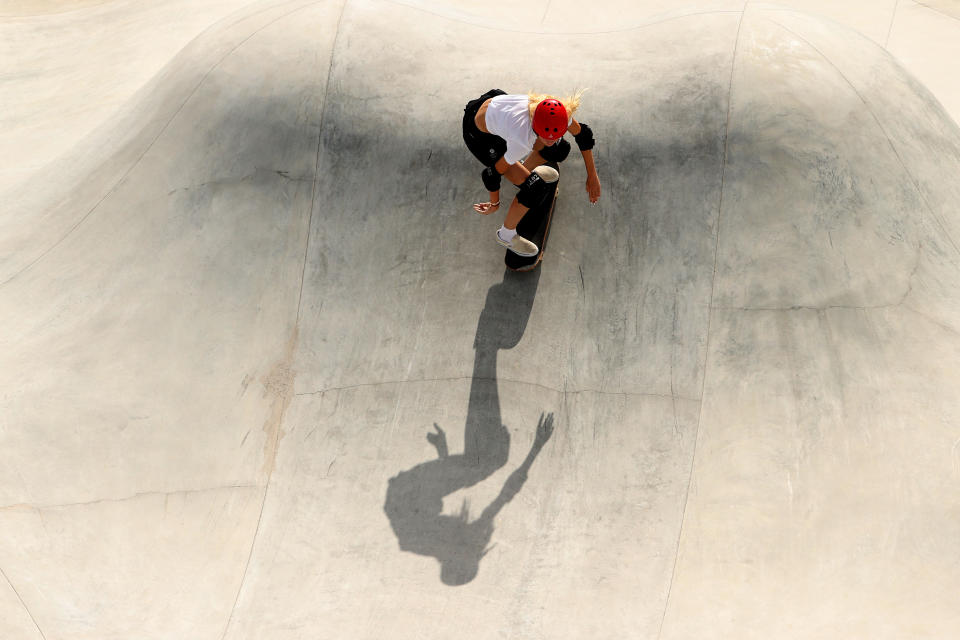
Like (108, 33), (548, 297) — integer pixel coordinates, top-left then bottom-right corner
(496, 229), (538, 257)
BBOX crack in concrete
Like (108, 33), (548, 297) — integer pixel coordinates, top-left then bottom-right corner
(166, 168), (314, 195)
(713, 233), (923, 314)
(0, 484), (261, 513)
(670, 287), (682, 437)
(902, 304), (960, 338)
(714, 301), (906, 313)
(0, 0), (110, 19)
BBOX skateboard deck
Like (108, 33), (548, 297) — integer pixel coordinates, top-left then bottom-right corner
(504, 165), (559, 272)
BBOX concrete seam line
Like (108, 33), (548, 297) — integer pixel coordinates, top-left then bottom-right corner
(712, 302), (910, 313)
(381, 0), (741, 36)
(913, 0), (960, 23)
(885, 0), (900, 49)
(0, 564), (47, 640)
(657, 2), (748, 638)
(294, 376), (701, 404)
(219, 1), (348, 637)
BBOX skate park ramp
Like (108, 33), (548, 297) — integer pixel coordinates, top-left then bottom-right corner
(3, 1), (960, 638)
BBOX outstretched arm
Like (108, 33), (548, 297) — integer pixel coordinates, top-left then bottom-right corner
(569, 119), (601, 204)
(478, 413), (555, 523)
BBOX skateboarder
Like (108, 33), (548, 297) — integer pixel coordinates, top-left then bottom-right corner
(462, 89), (602, 256)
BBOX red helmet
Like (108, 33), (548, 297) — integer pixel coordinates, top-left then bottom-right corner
(532, 99), (568, 140)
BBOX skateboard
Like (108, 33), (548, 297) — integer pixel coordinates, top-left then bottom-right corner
(504, 164), (560, 272)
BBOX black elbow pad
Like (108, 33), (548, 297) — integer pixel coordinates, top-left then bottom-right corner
(540, 138), (571, 164)
(574, 123), (595, 151)
(481, 166), (502, 192)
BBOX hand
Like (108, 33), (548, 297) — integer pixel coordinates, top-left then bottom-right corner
(534, 412), (555, 447)
(426, 423), (449, 458)
(473, 201), (501, 215)
(585, 174), (601, 204)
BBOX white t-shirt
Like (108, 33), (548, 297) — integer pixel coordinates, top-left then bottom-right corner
(485, 94), (538, 165)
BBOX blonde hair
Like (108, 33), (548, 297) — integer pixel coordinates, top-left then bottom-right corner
(528, 89), (587, 119)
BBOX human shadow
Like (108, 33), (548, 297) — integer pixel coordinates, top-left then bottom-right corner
(384, 269), (554, 585)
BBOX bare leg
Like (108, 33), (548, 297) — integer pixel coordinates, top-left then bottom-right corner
(503, 199), (530, 230)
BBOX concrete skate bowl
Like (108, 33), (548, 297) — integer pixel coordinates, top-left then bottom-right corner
(2, 1), (960, 638)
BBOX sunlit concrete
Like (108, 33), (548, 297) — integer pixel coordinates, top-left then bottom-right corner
(2, 1), (960, 638)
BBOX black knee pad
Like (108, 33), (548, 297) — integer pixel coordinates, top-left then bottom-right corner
(481, 166), (501, 192)
(516, 167), (556, 209)
(540, 138), (571, 164)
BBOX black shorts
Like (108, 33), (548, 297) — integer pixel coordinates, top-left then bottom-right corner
(463, 89), (508, 168)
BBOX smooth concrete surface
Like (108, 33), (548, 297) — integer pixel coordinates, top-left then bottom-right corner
(2, 1), (960, 638)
